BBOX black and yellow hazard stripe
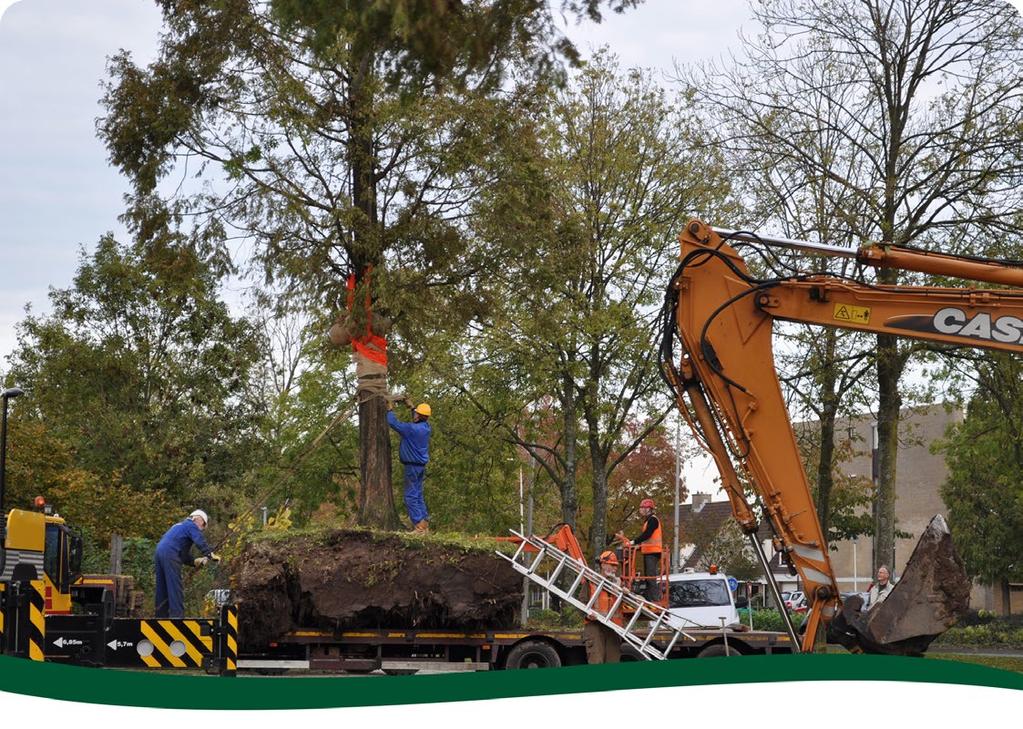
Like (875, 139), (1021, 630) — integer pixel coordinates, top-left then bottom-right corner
(138, 618), (215, 669)
(0, 582), (6, 651)
(222, 605), (238, 676)
(27, 580), (45, 661)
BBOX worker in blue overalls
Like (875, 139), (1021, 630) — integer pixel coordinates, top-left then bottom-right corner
(387, 399), (433, 533)
(154, 509), (220, 617)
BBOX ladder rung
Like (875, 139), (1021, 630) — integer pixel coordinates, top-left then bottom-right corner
(525, 546), (548, 574)
(583, 579), (607, 610)
(547, 556), (569, 583)
(663, 629), (682, 655)
(623, 608), (642, 635)
(504, 529), (680, 661)
(567, 569), (587, 597)
(508, 540), (528, 564)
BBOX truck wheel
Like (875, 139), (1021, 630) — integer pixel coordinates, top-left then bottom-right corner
(504, 640), (562, 669)
(697, 643), (737, 658)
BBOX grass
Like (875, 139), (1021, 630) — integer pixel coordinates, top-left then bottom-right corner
(241, 523), (518, 554)
(926, 652), (1023, 674)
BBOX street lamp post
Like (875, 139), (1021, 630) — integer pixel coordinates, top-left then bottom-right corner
(0, 386), (26, 577)
(0, 386), (25, 522)
(673, 417), (681, 571)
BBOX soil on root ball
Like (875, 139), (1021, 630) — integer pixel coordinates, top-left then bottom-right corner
(230, 529), (523, 650)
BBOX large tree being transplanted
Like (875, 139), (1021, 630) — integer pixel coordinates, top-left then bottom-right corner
(98, 0), (640, 528)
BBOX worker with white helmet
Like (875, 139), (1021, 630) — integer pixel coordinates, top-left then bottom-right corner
(154, 509), (220, 617)
(386, 398), (433, 533)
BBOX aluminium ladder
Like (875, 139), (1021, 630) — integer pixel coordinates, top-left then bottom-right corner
(497, 530), (695, 661)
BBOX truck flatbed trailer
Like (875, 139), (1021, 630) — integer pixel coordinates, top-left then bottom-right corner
(238, 625), (794, 673)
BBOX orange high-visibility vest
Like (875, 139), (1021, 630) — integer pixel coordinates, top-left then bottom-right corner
(587, 580), (624, 626)
(640, 516), (663, 554)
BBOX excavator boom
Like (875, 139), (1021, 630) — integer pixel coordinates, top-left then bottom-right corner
(661, 220), (1007, 654)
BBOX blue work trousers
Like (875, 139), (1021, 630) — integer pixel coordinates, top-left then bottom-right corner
(154, 551), (185, 618)
(403, 464), (429, 525)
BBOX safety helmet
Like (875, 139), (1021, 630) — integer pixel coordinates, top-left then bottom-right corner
(640, 498), (655, 509)
(189, 509), (209, 525)
(415, 403), (432, 417)
(598, 550), (619, 566)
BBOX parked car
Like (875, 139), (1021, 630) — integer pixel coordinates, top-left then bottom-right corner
(785, 590), (807, 612)
(665, 570), (741, 629)
(840, 591), (870, 605)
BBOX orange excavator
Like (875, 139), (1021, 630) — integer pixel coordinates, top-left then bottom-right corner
(659, 219), (1023, 655)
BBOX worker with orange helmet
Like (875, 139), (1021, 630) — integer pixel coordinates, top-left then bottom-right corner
(387, 398), (433, 533)
(583, 550), (623, 664)
(616, 497), (663, 601)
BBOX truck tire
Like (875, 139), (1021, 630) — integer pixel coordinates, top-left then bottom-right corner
(697, 642), (738, 658)
(504, 640), (562, 669)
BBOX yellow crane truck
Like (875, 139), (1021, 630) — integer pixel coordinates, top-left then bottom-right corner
(0, 501), (238, 674)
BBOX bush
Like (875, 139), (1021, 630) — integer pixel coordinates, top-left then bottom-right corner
(954, 609), (1023, 628)
(738, 608), (806, 632)
(936, 622), (1023, 647)
(525, 607), (584, 630)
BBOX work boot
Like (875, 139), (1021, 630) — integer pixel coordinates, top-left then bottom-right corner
(414, 520), (430, 534)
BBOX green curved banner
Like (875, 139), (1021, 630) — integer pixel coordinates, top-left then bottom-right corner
(0, 654), (1020, 710)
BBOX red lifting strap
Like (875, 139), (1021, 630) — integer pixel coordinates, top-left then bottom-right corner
(346, 266), (387, 365)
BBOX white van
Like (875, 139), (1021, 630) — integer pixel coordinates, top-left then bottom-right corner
(665, 570), (741, 629)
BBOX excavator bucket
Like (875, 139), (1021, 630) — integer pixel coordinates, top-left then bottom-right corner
(827, 515), (971, 655)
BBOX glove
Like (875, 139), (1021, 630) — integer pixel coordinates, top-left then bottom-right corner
(404, 396), (414, 408)
(194, 557), (209, 567)
(209, 552), (222, 563)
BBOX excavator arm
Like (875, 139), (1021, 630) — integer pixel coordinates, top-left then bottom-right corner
(661, 220), (1023, 654)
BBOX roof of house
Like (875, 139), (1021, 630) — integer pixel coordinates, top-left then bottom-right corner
(678, 500), (735, 568)
(679, 500), (792, 576)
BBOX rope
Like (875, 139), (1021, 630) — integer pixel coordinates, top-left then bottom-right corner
(210, 400), (357, 552)
(355, 351), (389, 404)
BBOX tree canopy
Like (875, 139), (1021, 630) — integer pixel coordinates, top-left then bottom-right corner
(4, 233), (261, 540)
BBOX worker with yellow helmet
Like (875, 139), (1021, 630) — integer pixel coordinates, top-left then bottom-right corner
(386, 398), (433, 532)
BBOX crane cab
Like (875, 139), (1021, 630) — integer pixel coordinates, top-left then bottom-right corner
(2, 503), (84, 614)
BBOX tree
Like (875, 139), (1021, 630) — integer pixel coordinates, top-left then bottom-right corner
(99, 0), (642, 529)
(794, 427), (875, 546)
(939, 352), (1023, 613)
(4, 233), (261, 531)
(446, 52), (732, 554)
(694, 520), (761, 581)
(698, 0), (1023, 572)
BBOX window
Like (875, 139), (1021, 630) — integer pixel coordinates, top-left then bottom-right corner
(44, 524), (60, 582)
(44, 523), (73, 592)
(669, 579), (731, 608)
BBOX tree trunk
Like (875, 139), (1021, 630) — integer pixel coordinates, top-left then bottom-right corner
(357, 395), (398, 528)
(815, 331), (839, 542)
(560, 372), (578, 528)
(588, 449), (609, 562)
(816, 403), (837, 543)
(585, 392), (608, 560)
(874, 331), (902, 574)
(348, 46), (396, 529)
